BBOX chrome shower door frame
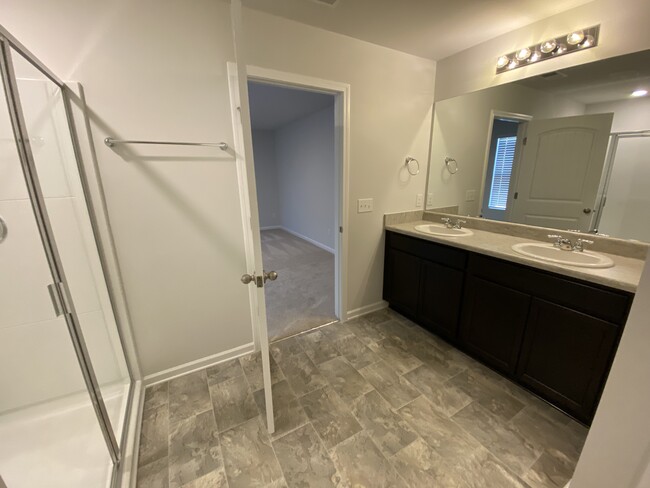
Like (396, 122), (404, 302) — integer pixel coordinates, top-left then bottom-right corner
(0, 24), (133, 486)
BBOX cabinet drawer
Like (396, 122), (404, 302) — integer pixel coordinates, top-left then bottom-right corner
(387, 231), (467, 270)
(468, 254), (631, 324)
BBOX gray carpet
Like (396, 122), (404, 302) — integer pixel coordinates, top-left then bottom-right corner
(261, 229), (337, 341)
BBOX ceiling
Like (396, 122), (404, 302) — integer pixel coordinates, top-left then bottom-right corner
(242, 0), (593, 60)
(516, 50), (650, 105)
(248, 81), (334, 130)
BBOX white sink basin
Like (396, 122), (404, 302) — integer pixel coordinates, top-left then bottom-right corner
(511, 242), (614, 269)
(414, 224), (474, 237)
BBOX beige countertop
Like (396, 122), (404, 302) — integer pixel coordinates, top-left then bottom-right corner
(386, 220), (644, 293)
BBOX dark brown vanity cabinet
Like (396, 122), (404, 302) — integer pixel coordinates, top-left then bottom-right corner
(383, 230), (634, 423)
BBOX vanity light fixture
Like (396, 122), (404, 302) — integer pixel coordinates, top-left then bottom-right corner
(631, 89), (648, 97)
(496, 25), (600, 74)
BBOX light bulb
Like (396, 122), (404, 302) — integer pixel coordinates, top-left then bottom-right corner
(507, 59), (519, 70)
(632, 89), (648, 97)
(540, 39), (557, 53)
(496, 55), (510, 69)
(529, 51), (542, 62)
(580, 35), (595, 48)
(553, 44), (567, 55)
(567, 30), (585, 45)
(516, 47), (532, 61)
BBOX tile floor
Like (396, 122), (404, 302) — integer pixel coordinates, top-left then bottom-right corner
(136, 309), (588, 488)
(261, 229), (337, 341)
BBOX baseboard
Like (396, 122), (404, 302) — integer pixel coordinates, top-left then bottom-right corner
(346, 300), (388, 321)
(260, 225), (281, 231)
(278, 226), (335, 254)
(143, 342), (255, 386)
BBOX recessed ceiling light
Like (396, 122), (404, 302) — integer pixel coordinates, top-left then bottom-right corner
(632, 89), (648, 97)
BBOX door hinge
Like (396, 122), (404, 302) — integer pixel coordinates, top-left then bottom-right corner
(513, 192), (519, 200)
(48, 282), (72, 317)
(339, 226), (343, 233)
(523, 137), (527, 145)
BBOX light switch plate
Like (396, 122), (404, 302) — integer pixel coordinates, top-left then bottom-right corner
(415, 194), (424, 208)
(427, 193), (433, 207)
(357, 198), (373, 213)
(465, 190), (477, 202)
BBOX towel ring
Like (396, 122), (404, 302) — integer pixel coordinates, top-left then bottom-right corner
(445, 157), (459, 174)
(405, 157), (420, 176)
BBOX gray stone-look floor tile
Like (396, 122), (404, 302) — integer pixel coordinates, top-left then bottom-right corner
(332, 432), (407, 488)
(253, 379), (309, 439)
(390, 437), (445, 487)
(329, 331), (380, 370)
(452, 401), (542, 477)
(448, 369), (526, 421)
(168, 370), (212, 424)
(220, 417), (285, 488)
(137, 456), (169, 488)
(272, 423), (341, 488)
(318, 357), (374, 402)
(206, 357), (244, 386)
(399, 396), (481, 457)
(299, 329), (341, 364)
(410, 345), (469, 381)
(144, 383), (168, 412)
(270, 336), (304, 363)
(178, 469), (228, 488)
(346, 317), (389, 346)
(277, 351), (328, 397)
(239, 351), (285, 391)
(441, 446), (531, 488)
(522, 449), (576, 488)
(168, 410), (223, 488)
(368, 337), (422, 375)
(300, 386), (362, 449)
(359, 360), (420, 409)
(138, 404), (169, 467)
(210, 375), (258, 433)
(351, 390), (418, 456)
(403, 365), (473, 417)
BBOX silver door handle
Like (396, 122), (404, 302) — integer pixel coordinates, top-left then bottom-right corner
(264, 271), (278, 282)
(583, 208), (592, 214)
(241, 274), (255, 285)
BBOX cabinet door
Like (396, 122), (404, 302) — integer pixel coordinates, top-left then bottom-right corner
(418, 261), (464, 341)
(517, 299), (619, 422)
(460, 276), (531, 375)
(385, 249), (421, 318)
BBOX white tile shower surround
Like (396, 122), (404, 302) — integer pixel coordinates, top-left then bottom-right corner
(0, 383), (129, 488)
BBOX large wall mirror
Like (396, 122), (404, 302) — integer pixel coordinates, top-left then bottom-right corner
(426, 49), (650, 243)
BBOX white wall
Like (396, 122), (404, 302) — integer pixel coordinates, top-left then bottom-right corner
(243, 8), (436, 313)
(275, 105), (336, 250)
(3, 0), (254, 377)
(428, 83), (585, 215)
(252, 129), (281, 228)
(570, 252), (650, 488)
(587, 97), (650, 241)
(435, 0), (650, 101)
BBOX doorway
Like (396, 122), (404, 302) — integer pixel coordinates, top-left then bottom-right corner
(248, 79), (339, 341)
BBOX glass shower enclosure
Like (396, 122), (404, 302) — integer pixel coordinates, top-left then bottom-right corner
(0, 26), (133, 488)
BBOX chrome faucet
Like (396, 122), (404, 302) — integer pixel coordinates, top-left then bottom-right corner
(441, 218), (466, 229)
(452, 219), (467, 229)
(548, 234), (594, 252)
(572, 238), (594, 252)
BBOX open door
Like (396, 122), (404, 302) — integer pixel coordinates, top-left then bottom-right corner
(228, 1), (275, 433)
(510, 113), (613, 231)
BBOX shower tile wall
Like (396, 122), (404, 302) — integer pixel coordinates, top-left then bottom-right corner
(0, 78), (126, 413)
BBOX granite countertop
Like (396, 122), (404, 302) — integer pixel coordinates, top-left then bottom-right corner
(385, 220), (644, 293)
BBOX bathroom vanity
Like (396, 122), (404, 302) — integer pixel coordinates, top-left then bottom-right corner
(382, 220), (643, 424)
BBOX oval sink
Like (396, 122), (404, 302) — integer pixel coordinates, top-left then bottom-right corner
(414, 224), (474, 237)
(511, 242), (614, 269)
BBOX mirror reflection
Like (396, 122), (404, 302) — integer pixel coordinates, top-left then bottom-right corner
(426, 50), (650, 242)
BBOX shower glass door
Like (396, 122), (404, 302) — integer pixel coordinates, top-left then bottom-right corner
(0, 29), (131, 488)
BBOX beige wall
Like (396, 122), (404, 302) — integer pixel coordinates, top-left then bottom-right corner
(242, 8), (436, 314)
(435, 0), (650, 101)
(570, 253), (650, 488)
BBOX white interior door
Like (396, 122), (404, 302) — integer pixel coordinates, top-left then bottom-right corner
(228, 2), (275, 434)
(510, 113), (613, 231)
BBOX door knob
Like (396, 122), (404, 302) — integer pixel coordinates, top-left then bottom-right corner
(241, 273), (254, 284)
(583, 208), (592, 214)
(264, 270), (278, 282)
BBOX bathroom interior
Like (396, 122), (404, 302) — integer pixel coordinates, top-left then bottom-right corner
(1, 1), (649, 487)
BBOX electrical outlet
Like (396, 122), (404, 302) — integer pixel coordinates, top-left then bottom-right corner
(427, 193), (433, 207)
(357, 198), (373, 213)
(465, 190), (477, 202)
(415, 194), (424, 208)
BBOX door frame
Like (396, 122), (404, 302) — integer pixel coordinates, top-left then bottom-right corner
(230, 63), (351, 349)
(478, 110), (532, 219)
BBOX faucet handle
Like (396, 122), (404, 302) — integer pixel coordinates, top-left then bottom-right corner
(455, 219), (467, 224)
(441, 217), (451, 223)
(573, 238), (594, 252)
(547, 234), (564, 246)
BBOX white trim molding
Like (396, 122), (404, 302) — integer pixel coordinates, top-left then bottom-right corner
(276, 226), (335, 254)
(346, 300), (389, 321)
(143, 342), (255, 386)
